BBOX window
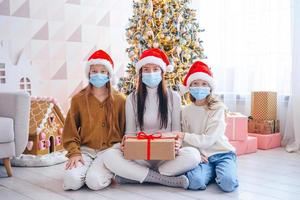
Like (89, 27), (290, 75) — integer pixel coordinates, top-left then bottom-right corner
(0, 63), (5, 84)
(48, 113), (55, 125)
(20, 77), (32, 95)
(194, 0), (291, 96)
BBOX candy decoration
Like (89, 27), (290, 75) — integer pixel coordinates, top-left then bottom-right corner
(38, 141), (45, 150)
(27, 141), (33, 151)
(55, 136), (61, 145)
(58, 128), (63, 135)
(46, 139), (51, 148)
(42, 118), (47, 125)
(40, 132), (46, 140)
(36, 127), (42, 134)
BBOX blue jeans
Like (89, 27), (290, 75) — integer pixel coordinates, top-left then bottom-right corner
(186, 151), (239, 192)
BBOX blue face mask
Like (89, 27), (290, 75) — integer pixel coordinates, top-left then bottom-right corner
(142, 71), (162, 88)
(89, 73), (109, 88)
(189, 86), (210, 100)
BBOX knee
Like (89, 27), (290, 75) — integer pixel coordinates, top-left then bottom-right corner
(180, 147), (201, 165)
(103, 149), (124, 170)
(63, 170), (84, 191)
(216, 174), (239, 192)
(103, 149), (121, 163)
(85, 171), (111, 190)
(186, 170), (207, 190)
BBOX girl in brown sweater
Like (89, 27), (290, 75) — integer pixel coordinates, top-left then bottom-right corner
(62, 50), (126, 191)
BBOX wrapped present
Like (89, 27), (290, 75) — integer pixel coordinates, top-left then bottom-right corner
(248, 118), (280, 134)
(124, 132), (176, 160)
(251, 91), (277, 120)
(230, 136), (257, 156)
(248, 133), (281, 150)
(225, 112), (248, 141)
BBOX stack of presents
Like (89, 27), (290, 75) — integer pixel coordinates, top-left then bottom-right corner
(123, 91), (282, 160)
(226, 91), (281, 156)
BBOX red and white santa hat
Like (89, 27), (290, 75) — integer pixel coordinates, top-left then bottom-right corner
(135, 48), (174, 73)
(86, 50), (114, 78)
(180, 61), (215, 93)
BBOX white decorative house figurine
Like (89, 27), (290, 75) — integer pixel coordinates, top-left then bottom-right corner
(24, 97), (65, 155)
(0, 41), (37, 95)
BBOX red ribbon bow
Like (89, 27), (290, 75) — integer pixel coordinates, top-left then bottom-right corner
(137, 132), (162, 160)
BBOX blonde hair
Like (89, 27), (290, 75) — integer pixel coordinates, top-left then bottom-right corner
(206, 94), (222, 110)
(80, 81), (117, 138)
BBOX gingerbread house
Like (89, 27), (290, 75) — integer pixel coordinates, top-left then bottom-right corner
(24, 97), (65, 155)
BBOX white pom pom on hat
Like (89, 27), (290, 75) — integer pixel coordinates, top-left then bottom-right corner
(166, 64), (174, 73)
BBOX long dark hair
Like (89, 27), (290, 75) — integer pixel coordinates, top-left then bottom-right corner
(135, 70), (168, 131)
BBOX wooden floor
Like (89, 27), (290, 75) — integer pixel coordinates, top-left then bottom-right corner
(1, 148), (300, 200)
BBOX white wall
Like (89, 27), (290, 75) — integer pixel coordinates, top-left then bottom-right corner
(0, 0), (133, 111)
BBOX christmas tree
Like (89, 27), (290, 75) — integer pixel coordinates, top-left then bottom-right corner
(118, 0), (206, 104)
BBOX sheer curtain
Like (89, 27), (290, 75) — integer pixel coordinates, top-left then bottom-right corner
(282, 0), (300, 153)
(192, 0), (292, 136)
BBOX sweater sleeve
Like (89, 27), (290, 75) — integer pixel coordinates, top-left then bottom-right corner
(63, 97), (81, 158)
(125, 94), (137, 136)
(183, 107), (226, 149)
(171, 91), (181, 132)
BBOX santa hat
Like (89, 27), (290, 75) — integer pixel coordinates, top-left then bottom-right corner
(180, 61), (215, 94)
(85, 50), (114, 78)
(135, 48), (174, 73)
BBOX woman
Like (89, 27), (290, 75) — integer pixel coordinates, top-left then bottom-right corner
(62, 50), (126, 190)
(103, 48), (201, 189)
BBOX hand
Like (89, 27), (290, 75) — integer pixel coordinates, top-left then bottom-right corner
(176, 132), (185, 140)
(120, 135), (127, 153)
(201, 154), (208, 163)
(174, 135), (183, 154)
(65, 155), (84, 170)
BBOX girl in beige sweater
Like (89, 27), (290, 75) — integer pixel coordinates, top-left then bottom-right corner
(177, 61), (238, 192)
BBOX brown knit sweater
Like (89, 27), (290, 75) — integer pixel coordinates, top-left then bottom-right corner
(63, 89), (126, 158)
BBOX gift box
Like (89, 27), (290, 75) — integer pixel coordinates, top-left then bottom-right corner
(248, 118), (280, 134)
(229, 136), (257, 156)
(225, 112), (248, 141)
(251, 91), (277, 120)
(124, 132), (176, 160)
(248, 133), (281, 150)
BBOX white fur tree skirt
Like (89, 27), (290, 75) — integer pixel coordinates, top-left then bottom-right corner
(10, 151), (67, 167)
